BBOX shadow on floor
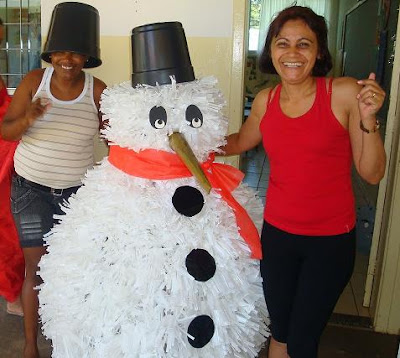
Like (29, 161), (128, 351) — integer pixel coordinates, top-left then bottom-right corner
(318, 324), (399, 358)
(0, 298), (51, 358)
(258, 324), (399, 358)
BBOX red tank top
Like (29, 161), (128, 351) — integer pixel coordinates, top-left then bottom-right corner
(260, 77), (355, 236)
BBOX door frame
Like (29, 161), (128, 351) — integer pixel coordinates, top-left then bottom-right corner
(371, 10), (400, 333)
(226, 0), (248, 169)
(364, 6), (400, 312)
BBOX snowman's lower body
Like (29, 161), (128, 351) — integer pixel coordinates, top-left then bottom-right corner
(38, 161), (269, 358)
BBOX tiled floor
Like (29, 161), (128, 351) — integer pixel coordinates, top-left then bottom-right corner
(240, 145), (372, 320)
(1, 296), (399, 358)
(0, 298), (51, 358)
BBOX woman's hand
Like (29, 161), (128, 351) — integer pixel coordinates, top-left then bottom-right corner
(1, 69), (46, 141)
(356, 73), (386, 121)
(340, 73), (387, 185)
(24, 98), (51, 127)
(0, 98), (49, 141)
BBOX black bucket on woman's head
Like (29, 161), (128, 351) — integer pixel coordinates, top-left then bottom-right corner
(131, 22), (195, 87)
(41, 2), (101, 68)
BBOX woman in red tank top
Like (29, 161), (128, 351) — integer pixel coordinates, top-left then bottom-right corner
(223, 6), (386, 358)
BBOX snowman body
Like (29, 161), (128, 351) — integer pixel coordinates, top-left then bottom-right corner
(39, 77), (269, 358)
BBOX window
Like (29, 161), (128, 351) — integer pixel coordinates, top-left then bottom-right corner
(248, 0), (262, 52)
(248, 0), (332, 54)
(0, 0), (41, 89)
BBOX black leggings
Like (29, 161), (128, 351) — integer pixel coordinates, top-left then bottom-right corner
(260, 221), (356, 358)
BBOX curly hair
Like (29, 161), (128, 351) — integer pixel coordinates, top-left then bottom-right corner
(258, 6), (332, 77)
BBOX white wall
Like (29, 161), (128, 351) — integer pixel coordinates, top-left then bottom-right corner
(41, 0), (233, 37)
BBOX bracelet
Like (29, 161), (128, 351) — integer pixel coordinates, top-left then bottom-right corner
(360, 119), (380, 133)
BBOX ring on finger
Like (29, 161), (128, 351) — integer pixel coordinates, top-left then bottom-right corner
(372, 92), (376, 98)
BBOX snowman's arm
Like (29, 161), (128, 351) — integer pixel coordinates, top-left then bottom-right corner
(220, 88), (271, 156)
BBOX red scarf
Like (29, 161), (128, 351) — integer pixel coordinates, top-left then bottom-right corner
(109, 145), (262, 259)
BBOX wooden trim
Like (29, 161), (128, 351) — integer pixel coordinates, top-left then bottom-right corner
(371, 12), (400, 334)
(224, 0), (247, 168)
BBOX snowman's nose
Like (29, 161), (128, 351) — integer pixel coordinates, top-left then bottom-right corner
(168, 132), (212, 193)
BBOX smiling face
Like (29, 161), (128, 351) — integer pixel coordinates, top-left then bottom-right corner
(270, 19), (319, 84)
(50, 51), (88, 80)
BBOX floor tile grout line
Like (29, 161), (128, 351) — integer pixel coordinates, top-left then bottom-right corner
(349, 280), (360, 316)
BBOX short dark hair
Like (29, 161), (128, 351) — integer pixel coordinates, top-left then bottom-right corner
(258, 6), (332, 77)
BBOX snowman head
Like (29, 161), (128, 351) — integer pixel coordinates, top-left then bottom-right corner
(101, 22), (228, 162)
(100, 76), (227, 162)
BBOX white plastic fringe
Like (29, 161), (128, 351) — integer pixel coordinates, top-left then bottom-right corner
(38, 76), (270, 357)
(100, 77), (227, 162)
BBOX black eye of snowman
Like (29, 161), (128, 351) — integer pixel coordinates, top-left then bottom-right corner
(149, 106), (167, 129)
(185, 104), (203, 128)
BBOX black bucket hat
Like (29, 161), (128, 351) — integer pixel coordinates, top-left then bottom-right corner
(131, 22), (195, 86)
(41, 2), (101, 68)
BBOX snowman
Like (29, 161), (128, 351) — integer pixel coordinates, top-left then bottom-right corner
(38, 22), (269, 358)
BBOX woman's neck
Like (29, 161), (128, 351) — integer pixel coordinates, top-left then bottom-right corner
(280, 76), (316, 102)
(51, 70), (85, 89)
(50, 70), (85, 101)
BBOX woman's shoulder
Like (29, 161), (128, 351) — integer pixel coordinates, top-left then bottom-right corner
(249, 87), (275, 120)
(22, 68), (46, 87)
(13, 68), (45, 96)
(332, 76), (360, 93)
(331, 76), (361, 103)
(25, 68), (46, 79)
(91, 77), (107, 109)
(329, 77), (363, 116)
(256, 87), (273, 96)
(254, 87), (275, 105)
(92, 77), (107, 102)
(93, 76), (107, 91)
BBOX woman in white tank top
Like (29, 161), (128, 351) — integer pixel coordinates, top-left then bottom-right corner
(0, 38), (106, 358)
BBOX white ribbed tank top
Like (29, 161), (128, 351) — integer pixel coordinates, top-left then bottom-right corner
(14, 67), (99, 189)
